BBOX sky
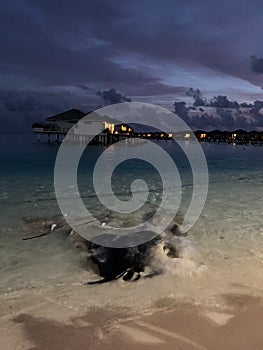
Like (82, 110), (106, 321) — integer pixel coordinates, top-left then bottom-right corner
(1, 0), (263, 132)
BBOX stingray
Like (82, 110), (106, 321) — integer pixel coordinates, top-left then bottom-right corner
(85, 231), (166, 284)
(21, 215), (69, 240)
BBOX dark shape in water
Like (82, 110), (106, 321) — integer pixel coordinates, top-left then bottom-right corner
(86, 231), (161, 285)
(21, 215), (69, 240)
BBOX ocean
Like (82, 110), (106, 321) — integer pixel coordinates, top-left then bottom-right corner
(0, 134), (263, 314)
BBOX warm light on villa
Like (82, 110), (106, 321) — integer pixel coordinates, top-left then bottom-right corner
(104, 122), (115, 133)
(31, 108), (263, 147)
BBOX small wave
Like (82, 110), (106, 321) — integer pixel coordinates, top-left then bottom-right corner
(150, 237), (204, 277)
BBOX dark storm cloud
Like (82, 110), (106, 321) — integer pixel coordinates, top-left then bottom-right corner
(32, 0), (261, 86)
(175, 104), (263, 131)
(76, 84), (92, 91)
(97, 88), (131, 105)
(4, 97), (57, 112)
(0, 0), (181, 96)
(0, 91), (61, 133)
(251, 56), (263, 74)
(2, 0), (263, 91)
(1, 0), (263, 131)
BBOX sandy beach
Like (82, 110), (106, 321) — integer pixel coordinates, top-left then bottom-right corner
(0, 291), (262, 350)
(1, 205), (263, 349)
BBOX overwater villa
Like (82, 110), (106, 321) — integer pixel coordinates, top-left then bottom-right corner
(32, 108), (263, 145)
(32, 108), (172, 144)
(32, 108), (134, 145)
(195, 129), (263, 144)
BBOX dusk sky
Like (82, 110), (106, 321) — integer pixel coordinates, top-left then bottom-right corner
(1, 0), (263, 131)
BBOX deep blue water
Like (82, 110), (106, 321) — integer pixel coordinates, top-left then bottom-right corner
(1, 134), (263, 226)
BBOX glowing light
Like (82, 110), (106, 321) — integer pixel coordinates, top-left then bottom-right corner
(104, 122), (115, 133)
(185, 133), (191, 138)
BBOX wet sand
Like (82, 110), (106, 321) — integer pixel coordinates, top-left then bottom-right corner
(0, 291), (262, 350)
(1, 216), (263, 349)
